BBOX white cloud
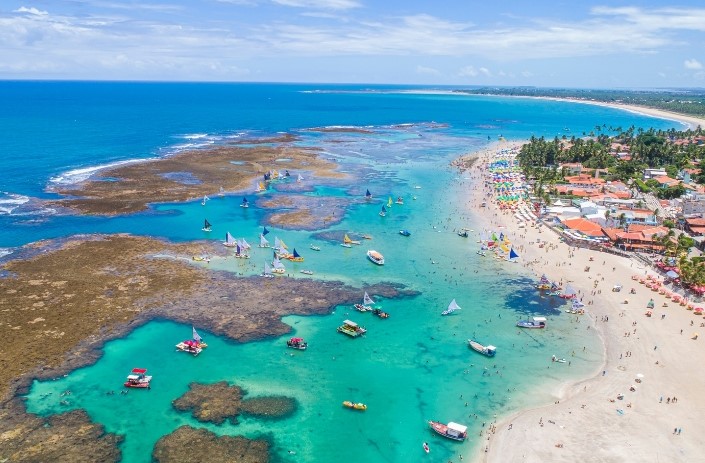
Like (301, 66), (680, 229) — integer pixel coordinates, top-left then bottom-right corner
(458, 66), (479, 77)
(272, 0), (360, 9)
(415, 65), (441, 76)
(14, 6), (48, 15)
(685, 59), (703, 70)
(479, 67), (491, 77)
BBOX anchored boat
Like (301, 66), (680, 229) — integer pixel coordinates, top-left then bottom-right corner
(366, 250), (385, 265)
(286, 337), (308, 350)
(342, 401), (367, 411)
(428, 420), (467, 441)
(124, 368), (152, 389)
(516, 316), (546, 328)
(468, 339), (496, 357)
(337, 320), (366, 337)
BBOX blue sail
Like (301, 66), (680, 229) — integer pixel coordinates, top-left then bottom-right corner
(381, 205), (387, 212)
(293, 248), (301, 258)
(262, 226), (270, 236)
(509, 248), (519, 259)
(242, 197), (248, 204)
(366, 189), (371, 197)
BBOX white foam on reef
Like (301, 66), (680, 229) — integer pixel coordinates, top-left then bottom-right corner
(49, 158), (150, 186)
(0, 192), (30, 215)
(0, 248), (12, 258)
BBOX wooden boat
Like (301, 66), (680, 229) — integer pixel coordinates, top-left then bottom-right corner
(428, 420), (467, 441)
(516, 316), (546, 328)
(124, 368), (152, 389)
(286, 248), (304, 262)
(271, 257), (286, 274)
(286, 337), (308, 350)
(337, 319), (366, 337)
(223, 232), (237, 248)
(468, 339), (496, 357)
(367, 250), (385, 265)
(343, 401), (367, 410)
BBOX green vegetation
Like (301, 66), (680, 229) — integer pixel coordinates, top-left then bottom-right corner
(454, 87), (705, 119)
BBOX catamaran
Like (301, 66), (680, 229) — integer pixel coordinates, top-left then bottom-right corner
(379, 205), (387, 217)
(442, 299), (461, 316)
(223, 232), (237, 247)
(240, 197), (249, 208)
(201, 219), (212, 232)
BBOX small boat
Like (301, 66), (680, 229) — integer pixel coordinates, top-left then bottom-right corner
(367, 250), (385, 265)
(372, 308), (389, 319)
(342, 401), (367, 411)
(286, 337), (308, 350)
(399, 230), (411, 237)
(255, 181), (266, 192)
(379, 205), (387, 217)
(442, 299), (461, 316)
(192, 255), (210, 262)
(297, 174), (304, 183)
(201, 195), (209, 206)
(337, 319), (366, 337)
(287, 248), (304, 262)
(395, 196), (404, 205)
(300, 269), (314, 275)
(458, 230), (469, 238)
(192, 326), (208, 348)
(272, 257), (286, 274)
(259, 234), (270, 248)
(468, 339), (496, 357)
(341, 243), (352, 248)
(365, 189), (372, 200)
(310, 244), (321, 251)
(240, 197), (249, 208)
(201, 219), (212, 232)
(176, 339), (202, 356)
(362, 234), (372, 240)
(387, 196), (393, 208)
(414, 185), (422, 189)
(428, 420), (467, 441)
(223, 232), (237, 247)
(124, 368), (152, 389)
(516, 316), (546, 329)
(261, 261), (275, 278)
(423, 442), (430, 453)
(354, 292), (374, 311)
(344, 234), (360, 245)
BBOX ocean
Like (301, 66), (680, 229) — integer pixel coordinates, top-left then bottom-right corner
(5, 81), (678, 462)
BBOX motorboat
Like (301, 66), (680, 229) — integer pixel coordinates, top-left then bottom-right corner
(468, 339), (496, 357)
(124, 368), (152, 389)
(399, 230), (411, 237)
(286, 337), (308, 350)
(337, 319), (366, 337)
(310, 244), (321, 251)
(300, 269), (314, 275)
(367, 250), (385, 265)
(342, 401), (367, 411)
(516, 316), (546, 329)
(428, 420), (467, 441)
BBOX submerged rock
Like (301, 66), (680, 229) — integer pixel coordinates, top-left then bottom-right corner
(152, 426), (269, 463)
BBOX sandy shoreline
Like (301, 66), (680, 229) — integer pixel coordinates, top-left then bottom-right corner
(457, 141), (705, 463)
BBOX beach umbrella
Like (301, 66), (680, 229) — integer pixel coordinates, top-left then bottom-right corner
(636, 373), (644, 378)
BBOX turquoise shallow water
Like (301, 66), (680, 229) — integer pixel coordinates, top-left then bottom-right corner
(14, 83), (681, 462)
(26, 127), (605, 462)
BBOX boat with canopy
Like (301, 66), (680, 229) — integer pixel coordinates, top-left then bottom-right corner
(428, 421), (467, 441)
(366, 250), (384, 265)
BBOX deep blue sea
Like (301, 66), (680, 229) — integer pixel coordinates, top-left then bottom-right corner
(3, 81), (680, 462)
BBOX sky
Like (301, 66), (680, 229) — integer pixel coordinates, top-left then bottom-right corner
(2, 0), (705, 87)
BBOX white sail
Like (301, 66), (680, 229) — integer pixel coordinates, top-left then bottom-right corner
(279, 239), (288, 250)
(442, 299), (461, 315)
(224, 232), (237, 246)
(264, 261), (273, 275)
(273, 257), (285, 269)
(192, 327), (202, 343)
(363, 292), (374, 305)
(241, 238), (251, 250)
(274, 237), (281, 249)
(563, 284), (577, 296)
(297, 174), (304, 182)
(259, 234), (270, 247)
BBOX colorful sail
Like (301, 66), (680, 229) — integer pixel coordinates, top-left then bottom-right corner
(365, 189), (371, 198)
(491, 232), (498, 242)
(344, 234), (353, 244)
(242, 197), (248, 206)
(292, 248), (301, 258)
(202, 219), (212, 231)
(262, 226), (270, 236)
(387, 196), (393, 207)
(509, 248), (519, 259)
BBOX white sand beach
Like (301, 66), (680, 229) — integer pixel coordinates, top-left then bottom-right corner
(456, 141), (705, 463)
